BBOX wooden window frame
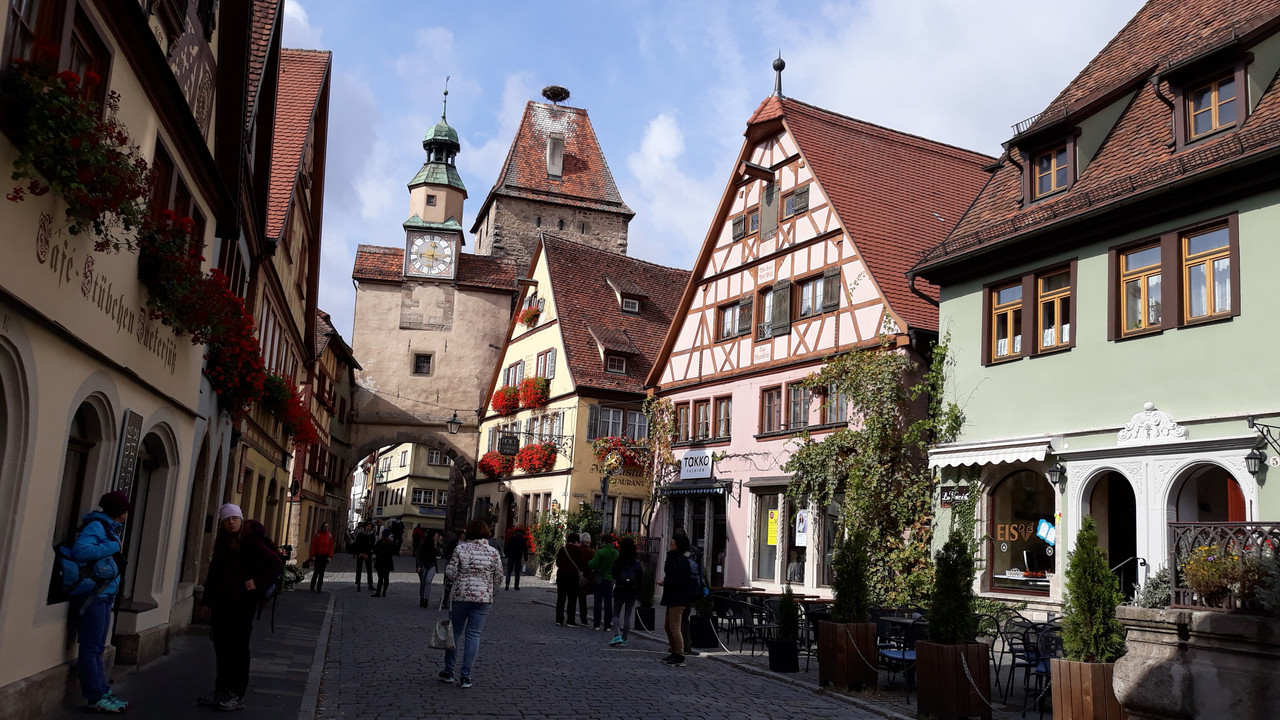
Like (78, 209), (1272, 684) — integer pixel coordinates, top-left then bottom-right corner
(1172, 62), (1249, 150)
(693, 400), (711, 440)
(3, 0), (72, 73)
(1187, 74), (1238, 140)
(785, 382), (810, 431)
(794, 274), (823, 319)
(1107, 214), (1240, 340)
(1019, 134), (1077, 206)
(675, 402), (690, 442)
(717, 303), (740, 341)
(714, 395), (732, 439)
(988, 281), (1024, 363)
(981, 262), (1076, 365)
(731, 215), (746, 241)
(757, 286), (774, 340)
(1032, 144), (1070, 199)
(1036, 268), (1073, 353)
(1118, 243), (1163, 338)
(621, 298), (640, 314)
(410, 352), (433, 376)
(820, 382), (848, 425)
(606, 355), (627, 374)
(760, 386), (782, 435)
(1181, 223), (1233, 323)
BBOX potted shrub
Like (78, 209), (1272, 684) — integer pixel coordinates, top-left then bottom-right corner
(635, 563), (656, 631)
(767, 586), (801, 673)
(689, 594), (718, 649)
(819, 529), (878, 690)
(1051, 516), (1128, 720)
(916, 528), (991, 720)
(491, 386), (519, 415)
(517, 377), (550, 408)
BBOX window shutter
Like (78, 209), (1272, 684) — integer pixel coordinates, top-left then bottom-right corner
(587, 404), (600, 440)
(516, 360), (525, 384)
(538, 298), (546, 312)
(737, 296), (753, 336)
(731, 216), (745, 240)
(822, 266), (841, 312)
(761, 183), (779, 237)
(771, 279), (791, 335)
(553, 411), (563, 438)
(793, 185), (809, 214)
(488, 427), (495, 451)
(546, 348), (556, 378)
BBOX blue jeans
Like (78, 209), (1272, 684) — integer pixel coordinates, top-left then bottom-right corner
(77, 594), (114, 702)
(418, 566), (436, 602)
(443, 601), (491, 679)
(593, 579), (615, 628)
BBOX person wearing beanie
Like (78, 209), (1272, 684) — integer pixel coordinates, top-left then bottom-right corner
(197, 505), (282, 711)
(71, 491), (132, 713)
(371, 528), (397, 597)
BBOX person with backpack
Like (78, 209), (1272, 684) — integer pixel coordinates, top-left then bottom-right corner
(198, 504), (283, 712)
(309, 522), (334, 592)
(371, 528), (396, 597)
(65, 490), (131, 713)
(608, 537), (644, 648)
(588, 533), (618, 631)
(657, 533), (701, 667)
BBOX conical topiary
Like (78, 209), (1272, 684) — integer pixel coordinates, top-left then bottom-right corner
(831, 527), (871, 623)
(929, 528), (977, 645)
(777, 584), (801, 641)
(1061, 516), (1126, 663)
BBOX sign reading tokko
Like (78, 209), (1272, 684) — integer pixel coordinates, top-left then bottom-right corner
(680, 449), (712, 480)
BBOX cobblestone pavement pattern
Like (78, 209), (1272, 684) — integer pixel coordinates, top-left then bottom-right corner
(316, 569), (889, 720)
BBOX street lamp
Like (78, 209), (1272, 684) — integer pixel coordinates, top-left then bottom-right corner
(1045, 462), (1067, 491)
(445, 412), (462, 435)
(1245, 448), (1267, 476)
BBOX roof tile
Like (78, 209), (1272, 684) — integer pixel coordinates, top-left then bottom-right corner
(265, 49), (331, 241)
(351, 244), (517, 292)
(245, 0), (282, 130)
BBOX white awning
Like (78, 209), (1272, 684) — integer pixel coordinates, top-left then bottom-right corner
(928, 437), (1054, 469)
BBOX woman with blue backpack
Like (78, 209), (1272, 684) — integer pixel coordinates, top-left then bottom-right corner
(68, 490), (132, 714)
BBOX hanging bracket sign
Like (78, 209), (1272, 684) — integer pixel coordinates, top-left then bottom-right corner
(114, 410), (145, 497)
(680, 449), (712, 480)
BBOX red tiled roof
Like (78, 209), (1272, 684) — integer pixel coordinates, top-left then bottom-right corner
(469, 101), (633, 232)
(265, 49), (330, 241)
(918, 0), (1280, 272)
(351, 244), (517, 292)
(542, 235), (689, 394)
(245, 0), (282, 131)
(779, 98), (993, 331)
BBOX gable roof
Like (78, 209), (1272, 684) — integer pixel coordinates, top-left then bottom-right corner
(265, 49), (330, 241)
(915, 0), (1280, 276)
(469, 101), (634, 232)
(316, 309), (361, 369)
(351, 244), (518, 293)
(540, 235), (689, 394)
(245, 0), (283, 131)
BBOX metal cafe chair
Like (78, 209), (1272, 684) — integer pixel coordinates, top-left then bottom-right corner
(1023, 626), (1064, 719)
(878, 618), (928, 696)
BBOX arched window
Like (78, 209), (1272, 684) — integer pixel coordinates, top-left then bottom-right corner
(988, 470), (1056, 595)
(50, 402), (106, 603)
(120, 431), (174, 607)
(1175, 464), (1245, 522)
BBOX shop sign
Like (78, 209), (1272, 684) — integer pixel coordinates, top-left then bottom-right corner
(940, 484), (969, 508)
(680, 449), (712, 480)
(498, 433), (519, 456)
(113, 410), (144, 496)
(767, 509), (779, 546)
(794, 509), (810, 548)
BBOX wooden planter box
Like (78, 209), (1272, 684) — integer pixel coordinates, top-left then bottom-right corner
(1050, 659), (1127, 719)
(767, 638), (800, 673)
(690, 615), (718, 648)
(817, 621), (878, 690)
(916, 641), (992, 720)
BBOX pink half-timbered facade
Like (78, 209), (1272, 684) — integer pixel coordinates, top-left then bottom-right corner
(647, 93), (992, 594)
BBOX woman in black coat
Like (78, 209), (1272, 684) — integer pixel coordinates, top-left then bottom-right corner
(371, 529), (396, 597)
(658, 533), (695, 667)
(198, 504), (283, 712)
(416, 529), (439, 607)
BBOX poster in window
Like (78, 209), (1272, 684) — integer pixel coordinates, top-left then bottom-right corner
(767, 509), (779, 546)
(794, 509), (809, 547)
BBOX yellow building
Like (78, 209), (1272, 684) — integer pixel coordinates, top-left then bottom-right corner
(369, 442), (452, 531)
(474, 237), (689, 535)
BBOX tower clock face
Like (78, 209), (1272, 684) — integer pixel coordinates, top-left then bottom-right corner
(407, 232), (456, 277)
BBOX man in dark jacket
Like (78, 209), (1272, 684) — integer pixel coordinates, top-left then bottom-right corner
(349, 522), (375, 590)
(658, 533), (696, 667)
(416, 529), (438, 608)
(503, 528), (528, 591)
(674, 528), (703, 656)
(554, 532), (593, 626)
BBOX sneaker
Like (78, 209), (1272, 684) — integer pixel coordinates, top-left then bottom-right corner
(604, 625), (613, 632)
(664, 654), (686, 667)
(556, 621), (564, 626)
(459, 676), (473, 689)
(87, 695), (128, 714)
(608, 634), (624, 646)
(216, 693), (245, 711)
(197, 690), (226, 706)
(439, 671), (454, 684)
(617, 640), (628, 647)
(592, 624), (601, 631)
(565, 622), (579, 627)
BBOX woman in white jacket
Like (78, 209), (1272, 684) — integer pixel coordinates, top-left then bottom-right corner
(438, 519), (503, 689)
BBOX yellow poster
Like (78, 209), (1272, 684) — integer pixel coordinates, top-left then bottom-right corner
(767, 509), (778, 546)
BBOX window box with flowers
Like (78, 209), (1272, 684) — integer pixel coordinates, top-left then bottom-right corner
(591, 436), (650, 468)
(517, 306), (541, 328)
(518, 377), (550, 409)
(260, 374), (321, 447)
(515, 442), (557, 474)
(477, 451), (514, 478)
(491, 386), (520, 415)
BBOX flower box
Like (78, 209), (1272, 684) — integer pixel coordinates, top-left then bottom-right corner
(491, 386), (519, 415)
(478, 451), (513, 478)
(515, 442), (557, 474)
(517, 377), (549, 408)
(517, 306), (541, 328)
(591, 436), (650, 467)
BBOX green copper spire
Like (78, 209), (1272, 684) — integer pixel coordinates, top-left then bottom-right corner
(411, 77), (466, 191)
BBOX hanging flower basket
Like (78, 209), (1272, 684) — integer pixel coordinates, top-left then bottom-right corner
(518, 377), (550, 408)
(491, 386), (519, 415)
(591, 436), (650, 467)
(260, 374), (319, 447)
(515, 442), (557, 474)
(518, 306), (541, 328)
(478, 451), (514, 478)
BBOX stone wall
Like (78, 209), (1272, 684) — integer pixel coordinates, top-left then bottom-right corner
(475, 196), (629, 270)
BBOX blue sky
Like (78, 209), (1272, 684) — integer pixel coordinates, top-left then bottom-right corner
(282, 0), (1146, 337)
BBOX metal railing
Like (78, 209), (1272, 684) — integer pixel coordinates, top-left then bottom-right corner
(1169, 521), (1280, 610)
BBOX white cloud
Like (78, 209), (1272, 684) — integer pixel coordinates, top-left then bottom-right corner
(282, 0), (324, 48)
(456, 73), (538, 231)
(625, 113), (721, 268)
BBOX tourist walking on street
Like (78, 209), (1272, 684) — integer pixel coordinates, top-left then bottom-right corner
(439, 528), (463, 607)
(417, 528), (439, 608)
(658, 533), (695, 667)
(503, 527), (528, 591)
(391, 517), (406, 553)
(439, 519), (503, 689)
(554, 532), (592, 626)
(198, 504), (284, 711)
(350, 522), (375, 590)
(70, 491), (132, 714)
(309, 522), (334, 592)
(609, 537), (643, 648)
(372, 528), (396, 597)
(589, 533), (618, 630)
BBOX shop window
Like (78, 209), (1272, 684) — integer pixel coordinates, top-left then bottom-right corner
(754, 493), (779, 581)
(988, 470), (1055, 595)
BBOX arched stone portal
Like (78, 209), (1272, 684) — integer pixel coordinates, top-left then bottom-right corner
(345, 419), (477, 532)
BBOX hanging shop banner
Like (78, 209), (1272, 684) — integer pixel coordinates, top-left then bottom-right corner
(680, 449), (712, 480)
(767, 509), (779, 546)
(794, 509), (810, 548)
(1036, 519), (1058, 546)
(113, 410), (144, 497)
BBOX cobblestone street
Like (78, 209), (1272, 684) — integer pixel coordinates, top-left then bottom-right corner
(315, 564), (893, 720)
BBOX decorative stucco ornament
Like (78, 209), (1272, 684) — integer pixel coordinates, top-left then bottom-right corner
(1117, 402), (1188, 445)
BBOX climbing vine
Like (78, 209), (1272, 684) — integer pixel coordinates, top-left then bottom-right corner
(782, 334), (962, 606)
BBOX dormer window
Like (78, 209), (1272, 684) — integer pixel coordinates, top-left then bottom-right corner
(1033, 145), (1069, 198)
(1188, 75), (1237, 140)
(606, 355), (626, 374)
(621, 298), (640, 314)
(546, 132), (565, 178)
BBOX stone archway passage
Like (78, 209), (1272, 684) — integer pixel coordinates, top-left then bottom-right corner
(1175, 465), (1246, 522)
(1089, 471), (1138, 598)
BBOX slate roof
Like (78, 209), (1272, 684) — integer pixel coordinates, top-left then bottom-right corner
(541, 235), (689, 394)
(265, 49), (330, 241)
(351, 244), (518, 293)
(469, 101), (634, 232)
(245, 0), (282, 131)
(915, 0), (1280, 274)
(316, 309), (361, 369)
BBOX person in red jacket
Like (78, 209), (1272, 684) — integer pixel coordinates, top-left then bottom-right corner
(309, 522), (334, 592)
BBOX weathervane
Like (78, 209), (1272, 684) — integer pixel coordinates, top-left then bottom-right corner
(441, 76), (450, 120)
(773, 52), (785, 97)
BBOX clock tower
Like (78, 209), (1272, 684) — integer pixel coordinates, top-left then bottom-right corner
(404, 90), (466, 280)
